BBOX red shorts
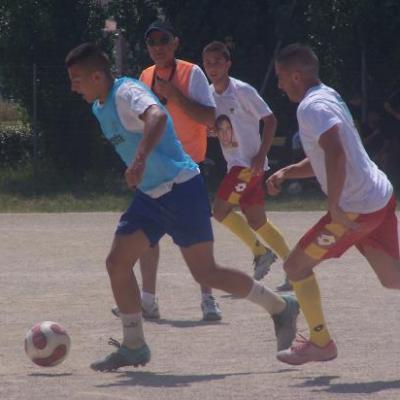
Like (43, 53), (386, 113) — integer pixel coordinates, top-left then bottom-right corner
(299, 195), (399, 261)
(216, 166), (265, 211)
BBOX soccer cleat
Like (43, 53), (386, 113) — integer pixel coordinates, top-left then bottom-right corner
(276, 334), (338, 365)
(201, 295), (222, 321)
(90, 338), (151, 372)
(111, 298), (160, 320)
(272, 294), (299, 351)
(253, 249), (278, 281)
(276, 277), (293, 292)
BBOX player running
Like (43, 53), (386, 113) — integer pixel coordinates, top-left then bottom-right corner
(65, 42), (299, 371)
(268, 43), (400, 365)
(202, 41), (291, 285)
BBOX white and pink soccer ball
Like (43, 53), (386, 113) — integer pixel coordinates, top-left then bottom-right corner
(24, 321), (71, 367)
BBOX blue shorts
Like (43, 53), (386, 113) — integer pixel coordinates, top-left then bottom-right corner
(116, 174), (214, 247)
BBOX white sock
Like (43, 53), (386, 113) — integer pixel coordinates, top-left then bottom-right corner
(141, 291), (155, 305)
(120, 312), (146, 349)
(246, 281), (286, 315)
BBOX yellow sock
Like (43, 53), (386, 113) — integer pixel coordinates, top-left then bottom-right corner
(222, 212), (266, 257)
(256, 220), (290, 260)
(292, 273), (331, 347)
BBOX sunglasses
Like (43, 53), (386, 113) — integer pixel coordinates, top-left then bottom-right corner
(146, 34), (173, 47)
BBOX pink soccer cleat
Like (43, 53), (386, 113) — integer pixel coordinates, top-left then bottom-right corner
(277, 334), (338, 365)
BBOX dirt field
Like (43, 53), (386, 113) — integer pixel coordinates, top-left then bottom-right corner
(1, 211), (400, 400)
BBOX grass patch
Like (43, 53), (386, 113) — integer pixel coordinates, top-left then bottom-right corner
(0, 192), (129, 212)
(2, 166), (397, 213)
(0, 166), (328, 212)
(0, 166), (131, 212)
(0, 188), (328, 213)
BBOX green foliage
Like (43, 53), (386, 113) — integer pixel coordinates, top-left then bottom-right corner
(0, 0), (111, 173)
(0, 99), (25, 122)
(1, 0), (400, 179)
(106, 0), (159, 75)
(300, 0), (400, 95)
(0, 124), (33, 168)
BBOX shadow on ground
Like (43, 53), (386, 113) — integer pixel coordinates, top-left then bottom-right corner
(28, 372), (73, 377)
(295, 375), (400, 394)
(146, 318), (228, 328)
(95, 371), (264, 388)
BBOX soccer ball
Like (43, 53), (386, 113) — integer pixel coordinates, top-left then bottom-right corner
(24, 321), (71, 367)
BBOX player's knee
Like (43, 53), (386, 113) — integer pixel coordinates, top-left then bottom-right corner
(246, 217), (262, 230)
(283, 259), (306, 280)
(212, 208), (226, 222)
(283, 259), (296, 276)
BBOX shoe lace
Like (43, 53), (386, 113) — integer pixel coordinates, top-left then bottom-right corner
(291, 333), (310, 351)
(108, 337), (121, 348)
(203, 296), (219, 311)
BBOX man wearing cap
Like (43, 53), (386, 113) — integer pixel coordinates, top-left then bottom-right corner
(112, 20), (222, 321)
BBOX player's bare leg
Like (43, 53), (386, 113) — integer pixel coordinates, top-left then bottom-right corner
(140, 245), (160, 295)
(362, 246), (400, 289)
(139, 244), (161, 319)
(91, 230), (151, 372)
(139, 237), (221, 321)
(180, 241), (299, 351)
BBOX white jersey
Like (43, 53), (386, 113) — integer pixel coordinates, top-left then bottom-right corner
(187, 64), (216, 108)
(297, 83), (393, 213)
(210, 77), (272, 171)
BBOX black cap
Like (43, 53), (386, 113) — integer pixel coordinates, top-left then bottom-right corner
(144, 20), (176, 38)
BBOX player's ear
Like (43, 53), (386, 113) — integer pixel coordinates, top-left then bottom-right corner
(92, 70), (104, 84)
(292, 71), (301, 83)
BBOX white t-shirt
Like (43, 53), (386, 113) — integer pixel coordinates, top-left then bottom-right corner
(210, 77), (272, 171)
(115, 80), (157, 132)
(188, 64), (216, 107)
(298, 83), (393, 213)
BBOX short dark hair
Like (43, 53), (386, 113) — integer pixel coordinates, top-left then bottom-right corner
(276, 43), (319, 74)
(202, 41), (231, 61)
(65, 42), (110, 73)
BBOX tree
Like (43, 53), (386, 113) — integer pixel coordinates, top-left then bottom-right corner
(1, 0), (399, 177)
(299, 0), (400, 100)
(0, 0), (110, 174)
(105, 0), (159, 76)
